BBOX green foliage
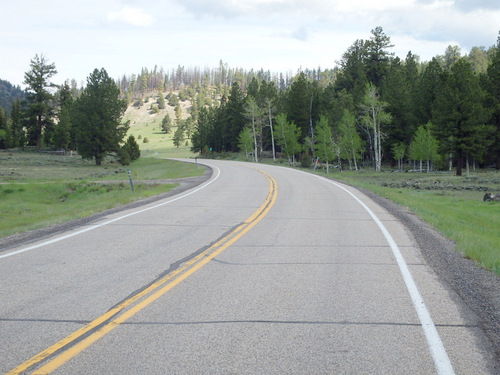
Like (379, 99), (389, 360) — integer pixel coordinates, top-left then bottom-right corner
(0, 107), (8, 148)
(338, 109), (363, 170)
(168, 92), (179, 106)
(149, 104), (160, 114)
(161, 113), (172, 133)
(314, 115), (335, 173)
(52, 106), (72, 150)
(9, 97), (25, 148)
(274, 113), (301, 164)
(238, 126), (254, 161)
(409, 123), (439, 172)
(119, 135), (141, 165)
(0, 78), (25, 116)
(23, 54), (58, 149)
(360, 83), (392, 171)
(392, 142), (406, 171)
(157, 92), (166, 109)
(72, 68), (128, 165)
(173, 126), (184, 148)
(432, 59), (493, 175)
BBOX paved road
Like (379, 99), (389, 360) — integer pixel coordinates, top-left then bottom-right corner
(0, 160), (496, 374)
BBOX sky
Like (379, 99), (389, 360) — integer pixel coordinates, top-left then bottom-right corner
(1, 0), (499, 88)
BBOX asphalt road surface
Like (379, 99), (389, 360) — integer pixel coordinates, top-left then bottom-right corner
(0, 160), (498, 374)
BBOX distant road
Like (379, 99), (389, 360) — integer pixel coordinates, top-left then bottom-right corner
(0, 160), (497, 374)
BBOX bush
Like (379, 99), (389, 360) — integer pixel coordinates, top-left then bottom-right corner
(117, 147), (131, 165)
(125, 135), (141, 160)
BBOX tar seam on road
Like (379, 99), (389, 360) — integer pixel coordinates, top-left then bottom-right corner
(6, 169), (277, 375)
(308, 172), (456, 375)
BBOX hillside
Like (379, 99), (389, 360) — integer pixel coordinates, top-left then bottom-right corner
(122, 91), (195, 159)
(0, 79), (24, 115)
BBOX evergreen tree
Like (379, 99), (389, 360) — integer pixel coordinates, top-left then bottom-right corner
(334, 39), (369, 106)
(285, 72), (312, 142)
(173, 125), (184, 148)
(432, 59), (493, 175)
(157, 92), (166, 109)
(191, 106), (214, 154)
(52, 106), (71, 150)
(121, 135), (140, 162)
(225, 82), (246, 152)
(73, 68), (128, 165)
(0, 107), (8, 148)
(9, 97), (25, 148)
(415, 58), (443, 125)
(161, 112), (172, 133)
(23, 54), (57, 149)
(382, 53), (419, 152)
(365, 26), (394, 87)
(52, 81), (74, 150)
(484, 32), (500, 169)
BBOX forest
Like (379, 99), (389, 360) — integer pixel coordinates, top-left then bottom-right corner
(1, 27), (500, 175)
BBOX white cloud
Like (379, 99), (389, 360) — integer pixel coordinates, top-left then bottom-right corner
(107, 6), (154, 27)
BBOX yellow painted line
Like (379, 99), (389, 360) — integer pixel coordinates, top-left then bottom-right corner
(8, 170), (277, 375)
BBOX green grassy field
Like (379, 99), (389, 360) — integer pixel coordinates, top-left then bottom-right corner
(0, 152), (203, 239)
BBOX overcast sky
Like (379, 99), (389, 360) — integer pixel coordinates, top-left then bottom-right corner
(1, 0), (499, 87)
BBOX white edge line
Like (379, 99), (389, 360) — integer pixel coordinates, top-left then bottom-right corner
(0, 166), (221, 260)
(308, 172), (455, 375)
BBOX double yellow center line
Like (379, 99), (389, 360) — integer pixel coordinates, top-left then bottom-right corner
(8, 169), (277, 375)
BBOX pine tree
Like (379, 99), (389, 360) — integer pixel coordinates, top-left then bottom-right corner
(23, 54), (57, 149)
(73, 68), (128, 165)
(484, 32), (500, 169)
(432, 59), (493, 175)
(9, 97), (25, 148)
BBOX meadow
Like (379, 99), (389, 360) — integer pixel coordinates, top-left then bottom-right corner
(0, 151), (203, 239)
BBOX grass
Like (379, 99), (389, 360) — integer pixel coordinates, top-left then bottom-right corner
(0, 151), (204, 239)
(316, 168), (500, 275)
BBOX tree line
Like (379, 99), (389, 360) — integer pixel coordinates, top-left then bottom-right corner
(190, 27), (500, 176)
(1, 26), (499, 174)
(0, 55), (139, 165)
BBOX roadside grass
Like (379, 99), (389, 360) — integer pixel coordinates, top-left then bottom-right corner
(316, 168), (500, 275)
(0, 151), (204, 239)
